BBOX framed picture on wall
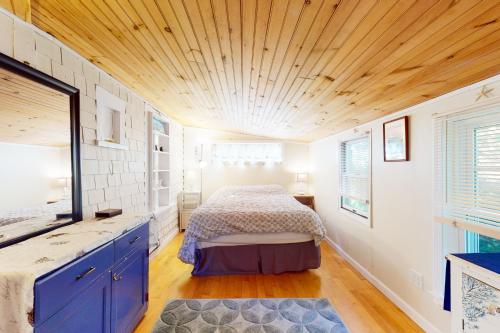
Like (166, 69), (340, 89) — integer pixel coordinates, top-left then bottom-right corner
(383, 116), (409, 162)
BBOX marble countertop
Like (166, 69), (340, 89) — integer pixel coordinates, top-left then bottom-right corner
(0, 212), (153, 333)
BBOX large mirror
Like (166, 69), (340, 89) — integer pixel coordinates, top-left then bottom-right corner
(0, 54), (82, 248)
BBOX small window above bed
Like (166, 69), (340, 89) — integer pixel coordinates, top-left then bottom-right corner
(339, 132), (371, 225)
(212, 142), (282, 164)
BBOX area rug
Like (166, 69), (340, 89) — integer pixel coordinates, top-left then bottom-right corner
(153, 298), (349, 332)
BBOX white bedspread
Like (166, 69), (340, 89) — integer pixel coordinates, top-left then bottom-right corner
(178, 185), (325, 264)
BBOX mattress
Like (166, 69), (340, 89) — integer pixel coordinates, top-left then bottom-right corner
(0, 200), (71, 223)
(178, 185), (326, 264)
(0, 200), (72, 245)
(197, 232), (313, 249)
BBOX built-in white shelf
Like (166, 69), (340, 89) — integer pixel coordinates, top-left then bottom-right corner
(146, 104), (173, 253)
(153, 186), (169, 191)
(153, 131), (169, 138)
(147, 107), (171, 216)
(96, 140), (128, 150)
(154, 151), (169, 155)
(96, 86), (127, 150)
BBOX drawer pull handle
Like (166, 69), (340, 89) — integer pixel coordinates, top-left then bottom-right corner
(76, 266), (96, 280)
(113, 273), (122, 281)
(129, 236), (141, 244)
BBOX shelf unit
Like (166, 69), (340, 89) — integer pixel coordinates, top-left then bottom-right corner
(147, 112), (171, 212)
(146, 105), (175, 254)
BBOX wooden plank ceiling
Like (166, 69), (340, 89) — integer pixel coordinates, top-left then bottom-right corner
(0, 0), (31, 22)
(0, 67), (70, 147)
(21, 0), (500, 141)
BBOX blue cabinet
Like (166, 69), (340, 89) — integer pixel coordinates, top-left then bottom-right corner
(34, 242), (114, 324)
(34, 222), (149, 333)
(111, 249), (148, 333)
(36, 271), (112, 333)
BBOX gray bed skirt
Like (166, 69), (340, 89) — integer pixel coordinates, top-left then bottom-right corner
(192, 240), (321, 276)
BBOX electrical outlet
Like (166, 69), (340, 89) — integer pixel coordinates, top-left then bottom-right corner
(410, 269), (424, 290)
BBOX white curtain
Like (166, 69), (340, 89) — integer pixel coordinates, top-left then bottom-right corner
(212, 143), (283, 163)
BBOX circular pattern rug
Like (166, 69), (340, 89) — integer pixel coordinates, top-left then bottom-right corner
(153, 298), (349, 333)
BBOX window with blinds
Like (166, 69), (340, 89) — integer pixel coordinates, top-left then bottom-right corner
(340, 134), (370, 220)
(435, 106), (500, 242)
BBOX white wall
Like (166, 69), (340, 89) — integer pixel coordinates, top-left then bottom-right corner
(0, 143), (71, 210)
(310, 75), (500, 333)
(184, 127), (310, 200)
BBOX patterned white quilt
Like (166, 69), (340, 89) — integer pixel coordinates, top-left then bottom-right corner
(178, 185), (326, 264)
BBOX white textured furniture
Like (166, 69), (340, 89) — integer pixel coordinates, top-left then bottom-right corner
(449, 254), (500, 333)
(0, 213), (152, 333)
(179, 192), (201, 231)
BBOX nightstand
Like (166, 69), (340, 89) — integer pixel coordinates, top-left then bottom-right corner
(180, 210), (194, 230)
(294, 195), (315, 211)
(179, 192), (201, 231)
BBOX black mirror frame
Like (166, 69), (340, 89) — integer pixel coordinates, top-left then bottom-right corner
(0, 53), (83, 248)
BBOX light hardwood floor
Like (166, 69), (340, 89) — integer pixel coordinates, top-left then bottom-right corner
(134, 234), (423, 333)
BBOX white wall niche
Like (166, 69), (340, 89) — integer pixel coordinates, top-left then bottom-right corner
(96, 86), (127, 150)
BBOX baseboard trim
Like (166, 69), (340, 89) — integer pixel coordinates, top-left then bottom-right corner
(324, 236), (441, 333)
(150, 229), (178, 259)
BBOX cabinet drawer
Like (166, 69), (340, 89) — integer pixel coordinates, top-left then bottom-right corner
(34, 241), (114, 324)
(36, 271), (112, 333)
(114, 222), (149, 262)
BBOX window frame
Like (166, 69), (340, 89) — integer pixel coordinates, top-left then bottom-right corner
(432, 103), (500, 301)
(338, 130), (372, 227)
(445, 112), (500, 226)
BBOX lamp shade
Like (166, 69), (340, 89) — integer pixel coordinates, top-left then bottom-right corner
(296, 172), (308, 182)
(54, 177), (71, 188)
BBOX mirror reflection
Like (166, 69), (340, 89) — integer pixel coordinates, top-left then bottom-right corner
(0, 66), (72, 245)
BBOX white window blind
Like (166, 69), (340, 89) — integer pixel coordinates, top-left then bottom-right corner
(340, 135), (370, 219)
(435, 106), (500, 238)
(212, 142), (282, 163)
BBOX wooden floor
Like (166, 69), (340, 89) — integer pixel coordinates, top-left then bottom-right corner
(134, 234), (423, 333)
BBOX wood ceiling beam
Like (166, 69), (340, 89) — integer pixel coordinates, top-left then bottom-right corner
(0, 0), (31, 22)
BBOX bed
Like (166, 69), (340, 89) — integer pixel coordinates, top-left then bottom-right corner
(178, 185), (326, 276)
(0, 200), (72, 246)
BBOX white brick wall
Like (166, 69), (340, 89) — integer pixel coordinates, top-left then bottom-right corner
(0, 10), (184, 246)
(0, 12), (13, 56)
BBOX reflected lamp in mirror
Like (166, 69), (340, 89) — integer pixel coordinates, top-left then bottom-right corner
(296, 172), (309, 195)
